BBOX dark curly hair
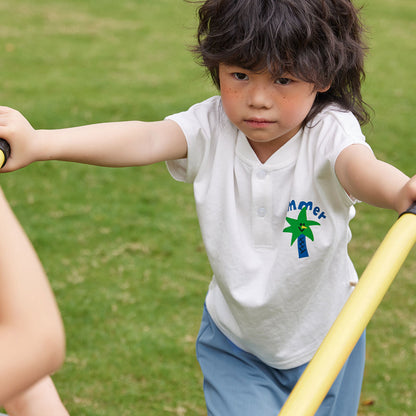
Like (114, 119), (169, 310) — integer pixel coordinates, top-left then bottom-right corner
(191, 0), (370, 125)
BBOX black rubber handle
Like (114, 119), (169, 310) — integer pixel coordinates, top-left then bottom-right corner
(405, 202), (416, 215)
(0, 138), (10, 168)
(399, 201), (416, 218)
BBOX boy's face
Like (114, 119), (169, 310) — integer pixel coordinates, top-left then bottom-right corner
(219, 64), (328, 161)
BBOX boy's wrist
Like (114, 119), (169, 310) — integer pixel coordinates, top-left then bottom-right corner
(395, 179), (415, 214)
(33, 130), (53, 162)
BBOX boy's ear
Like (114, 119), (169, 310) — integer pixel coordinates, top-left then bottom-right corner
(317, 84), (331, 93)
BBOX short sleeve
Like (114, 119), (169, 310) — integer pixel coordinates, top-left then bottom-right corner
(165, 96), (223, 183)
(309, 107), (373, 205)
(312, 107), (372, 170)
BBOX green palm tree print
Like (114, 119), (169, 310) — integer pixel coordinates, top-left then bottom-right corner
(283, 207), (321, 258)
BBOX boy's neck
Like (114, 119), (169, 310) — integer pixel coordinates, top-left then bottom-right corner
(247, 129), (299, 164)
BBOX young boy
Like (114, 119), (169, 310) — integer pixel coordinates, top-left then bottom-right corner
(0, 0), (415, 414)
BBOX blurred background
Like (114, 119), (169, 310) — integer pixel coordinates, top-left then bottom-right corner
(0, 0), (414, 414)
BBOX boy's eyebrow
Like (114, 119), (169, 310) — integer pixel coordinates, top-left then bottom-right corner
(223, 64), (265, 73)
(224, 64), (295, 79)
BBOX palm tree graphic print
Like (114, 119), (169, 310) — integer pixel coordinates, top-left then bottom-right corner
(283, 207), (320, 258)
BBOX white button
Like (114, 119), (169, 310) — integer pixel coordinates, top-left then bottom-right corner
(257, 207), (266, 217)
(256, 169), (267, 179)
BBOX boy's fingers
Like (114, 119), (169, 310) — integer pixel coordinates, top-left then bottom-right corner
(0, 106), (15, 113)
(0, 107), (14, 122)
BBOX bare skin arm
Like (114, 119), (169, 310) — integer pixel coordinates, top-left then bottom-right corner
(0, 189), (65, 404)
(0, 106), (187, 171)
(3, 377), (69, 416)
(335, 144), (416, 214)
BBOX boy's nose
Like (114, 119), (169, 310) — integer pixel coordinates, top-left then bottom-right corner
(247, 85), (273, 109)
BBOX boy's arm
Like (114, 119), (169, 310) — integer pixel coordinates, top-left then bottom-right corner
(3, 376), (69, 416)
(335, 144), (416, 214)
(0, 106), (187, 171)
(0, 189), (65, 404)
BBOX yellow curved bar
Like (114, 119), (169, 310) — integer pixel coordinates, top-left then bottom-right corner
(0, 152), (5, 168)
(278, 210), (416, 416)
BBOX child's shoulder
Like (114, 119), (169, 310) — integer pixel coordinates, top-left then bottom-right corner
(312, 105), (362, 132)
(166, 95), (230, 136)
(180, 95), (222, 114)
(167, 95), (222, 121)
(305, 105), (367, 159)
(309, 104), (364, 141)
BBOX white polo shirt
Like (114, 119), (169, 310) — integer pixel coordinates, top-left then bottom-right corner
(166, 96), (370, 369)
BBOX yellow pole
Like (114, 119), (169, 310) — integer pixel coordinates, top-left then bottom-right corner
(278, 206), (416, 416)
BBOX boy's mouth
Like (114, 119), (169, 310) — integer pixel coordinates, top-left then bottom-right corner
(244, 118), (276, 128)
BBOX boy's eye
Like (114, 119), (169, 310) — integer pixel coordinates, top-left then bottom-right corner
(276, 78), (292, 85)
(233, 72), (249, 81)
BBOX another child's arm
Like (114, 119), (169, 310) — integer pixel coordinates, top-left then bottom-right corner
(0, 188), (65, 404)
(335, 144), (416, 214)
(0, 106), (187, 171)
(3, 376), (69, 416)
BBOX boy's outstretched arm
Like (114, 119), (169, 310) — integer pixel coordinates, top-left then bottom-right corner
(335, 144), (416, 214)
(0, 106), (187, 171)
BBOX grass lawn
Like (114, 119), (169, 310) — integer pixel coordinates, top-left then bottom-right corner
(0, 0), (414, 414)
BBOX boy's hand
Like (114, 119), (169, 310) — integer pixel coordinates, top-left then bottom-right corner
(397, 174), (416, 215)
(0, 106), (39, 172)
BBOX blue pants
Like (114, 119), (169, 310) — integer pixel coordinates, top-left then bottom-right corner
(196, 306), (365, 416)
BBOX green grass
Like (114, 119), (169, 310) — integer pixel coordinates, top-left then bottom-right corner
(355, 1), (416, 414)
(0, 0), (415, 415)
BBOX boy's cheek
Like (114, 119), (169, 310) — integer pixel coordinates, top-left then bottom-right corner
(220, 93), (241, 120)
(221, 85), (242, 102)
